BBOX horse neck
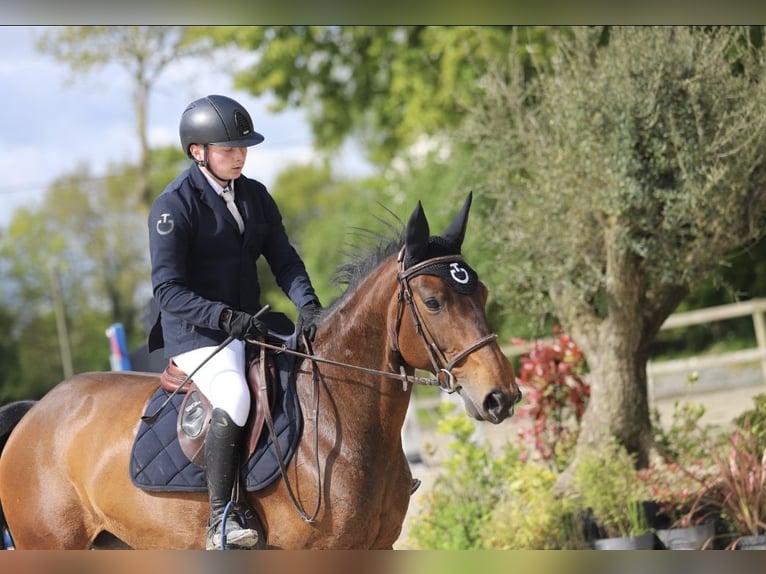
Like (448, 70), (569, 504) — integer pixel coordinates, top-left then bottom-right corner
(314, 256), (413, 437)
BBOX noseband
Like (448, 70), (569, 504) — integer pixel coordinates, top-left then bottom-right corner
(393, 247), (498, 393)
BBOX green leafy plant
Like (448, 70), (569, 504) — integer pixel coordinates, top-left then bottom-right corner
(407, 403), (524, 549)
(513, 328), (590, 471)
(651, 401), (719, 464)
(734, 393), (766, 454)
(573, 439), (652, 539)
(480, 460), (587, 549)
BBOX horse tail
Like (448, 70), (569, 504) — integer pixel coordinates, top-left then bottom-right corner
(0, 400), (36, 550)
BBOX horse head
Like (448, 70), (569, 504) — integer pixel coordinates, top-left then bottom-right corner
(395, 192), (521, 423)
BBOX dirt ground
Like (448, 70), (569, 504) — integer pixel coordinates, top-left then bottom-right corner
(394, 383), (766, 549)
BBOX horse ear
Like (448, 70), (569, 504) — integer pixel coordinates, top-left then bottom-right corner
(442, 191), (472, 249)
(405, 200), (430, 264)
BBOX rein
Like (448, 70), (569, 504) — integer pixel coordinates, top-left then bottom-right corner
(249, 338), (442, 391)
(249, 251), (498, 394)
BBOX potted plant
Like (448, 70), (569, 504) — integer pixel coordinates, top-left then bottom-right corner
(688, 426), (766, 550)
(640, 461), (716, 550)
(573, 439), (655, 549)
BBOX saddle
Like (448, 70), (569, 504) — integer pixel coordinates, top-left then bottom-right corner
(159, 341), (281, 468)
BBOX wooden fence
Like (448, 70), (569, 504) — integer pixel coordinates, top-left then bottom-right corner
(498, 298), (766, 401)
(415, 298), (766, 412)
(647, 298), (766, 400)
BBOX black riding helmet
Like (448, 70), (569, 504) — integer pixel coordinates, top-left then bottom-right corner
(179, 95), (265, 160)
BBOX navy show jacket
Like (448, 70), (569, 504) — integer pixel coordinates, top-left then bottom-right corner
(147, 164), (318, 358)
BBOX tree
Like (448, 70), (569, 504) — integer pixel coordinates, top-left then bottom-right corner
(206, 26), (554, 165)
(262, 162), (383, 314)
(36, 26), (212, 211)
(464, 26), (766, 470)
(0, 305), (23, 403)
(0, 149), (185, 396)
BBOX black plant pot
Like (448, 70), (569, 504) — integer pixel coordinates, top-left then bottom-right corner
(592, 532), (656, 550)
(734, 533), (766, 550)
(655, 521), (715, 550)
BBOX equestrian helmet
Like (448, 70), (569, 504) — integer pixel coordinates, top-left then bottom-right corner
(179, 94), (264, 158)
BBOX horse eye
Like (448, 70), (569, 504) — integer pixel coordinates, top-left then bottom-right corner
(424, 297), (441, 311)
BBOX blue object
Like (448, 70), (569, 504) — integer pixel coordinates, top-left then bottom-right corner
(106, 323), (132, 371)
(2, 527), (15, 549)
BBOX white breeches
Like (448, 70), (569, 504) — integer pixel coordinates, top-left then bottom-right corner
(173, 339), (250, 427)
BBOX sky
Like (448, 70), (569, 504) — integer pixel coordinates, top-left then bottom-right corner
(0, 26), (370, 226)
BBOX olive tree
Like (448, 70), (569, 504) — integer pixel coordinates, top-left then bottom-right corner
(465, 26), (766, 470)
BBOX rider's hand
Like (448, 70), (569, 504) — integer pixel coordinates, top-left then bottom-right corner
(296, 301), (322, 343)
(219, 309), (268, 340)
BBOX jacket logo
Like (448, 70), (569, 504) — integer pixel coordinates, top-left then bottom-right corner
(156, 213), (174, 235)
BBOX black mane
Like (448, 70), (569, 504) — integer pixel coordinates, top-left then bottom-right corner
(328, 217), (405, 309)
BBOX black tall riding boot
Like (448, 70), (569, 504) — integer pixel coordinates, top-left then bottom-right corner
(204, 408), (259, 550)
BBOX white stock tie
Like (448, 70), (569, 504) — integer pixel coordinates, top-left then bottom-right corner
(221, 186), (245, 234)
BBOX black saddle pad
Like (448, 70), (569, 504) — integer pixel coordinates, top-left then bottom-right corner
(130, 352), (303, 492)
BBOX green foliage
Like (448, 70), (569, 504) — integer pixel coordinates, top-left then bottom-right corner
(406, 394), (747, 549)
(683, 234), (766, 317)
(573, 439), (652, 538)
(480, 461), (586, 549)
(462, 24), (766, 464)
(734, 393), (766, 454)
(0, 306), (22, 403)
(36, 26), (211, 76)
(0, 152), (171, 399)
(651, 401), (723, 464)
(207, 26), (553, 165)
(407, 403), (525, 549)
(35, 26), (215, 211)
(467, 26), (766, 329)
(260, 162), (384, 316)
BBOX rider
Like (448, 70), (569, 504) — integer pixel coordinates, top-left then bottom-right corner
(147, 94), (323, 550)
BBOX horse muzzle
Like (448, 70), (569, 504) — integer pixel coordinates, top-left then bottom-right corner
(459, 385), (522, 424)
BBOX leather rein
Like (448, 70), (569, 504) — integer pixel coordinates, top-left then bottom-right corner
(248, 248), (498, 523)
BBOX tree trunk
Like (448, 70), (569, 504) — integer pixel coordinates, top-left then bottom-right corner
(556, 223), (657, 490)
(133, 74), (151, 213)
(574, 318), (654, 466)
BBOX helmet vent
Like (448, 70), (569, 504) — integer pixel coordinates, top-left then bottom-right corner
(234, 111), (252, 137)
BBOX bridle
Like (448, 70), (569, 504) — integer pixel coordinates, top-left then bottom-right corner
(392, 247), (498, 393)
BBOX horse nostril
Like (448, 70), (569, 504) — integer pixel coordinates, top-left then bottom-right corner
(514, 388), (523, 405)
(484, 390), (511, 416)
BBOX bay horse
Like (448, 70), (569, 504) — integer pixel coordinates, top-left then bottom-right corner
(0, 193), (519, 549)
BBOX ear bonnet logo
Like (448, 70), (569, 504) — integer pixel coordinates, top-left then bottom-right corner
(409, 261), (479, 294)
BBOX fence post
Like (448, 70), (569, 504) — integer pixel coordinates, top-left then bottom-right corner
(752, 306), (766, 386)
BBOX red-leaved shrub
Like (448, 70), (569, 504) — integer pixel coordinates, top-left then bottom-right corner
(513, 328), (590, 470)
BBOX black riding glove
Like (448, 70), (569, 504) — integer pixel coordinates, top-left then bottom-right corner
(296, 301), (322, 343)
(219, 309), (268, 340)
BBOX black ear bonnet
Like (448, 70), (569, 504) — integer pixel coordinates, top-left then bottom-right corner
(404, 236), (479, 294)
